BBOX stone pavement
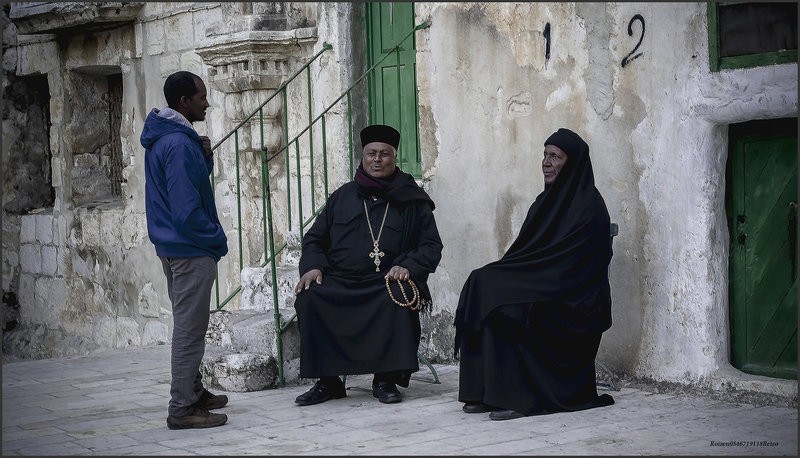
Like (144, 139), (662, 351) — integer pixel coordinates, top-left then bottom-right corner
(2, 344), (797, 456)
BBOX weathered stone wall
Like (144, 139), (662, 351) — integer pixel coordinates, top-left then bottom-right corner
(2, 2), (796, 401)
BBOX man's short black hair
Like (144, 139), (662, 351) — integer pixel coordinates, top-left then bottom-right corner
(163, 71), (200, 109)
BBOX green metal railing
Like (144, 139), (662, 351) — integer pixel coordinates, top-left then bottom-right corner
(209, 42), (332, 311)
(209, 23), (431, 386)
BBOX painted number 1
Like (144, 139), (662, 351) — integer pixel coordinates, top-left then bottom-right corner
(543, 22), (551, 62)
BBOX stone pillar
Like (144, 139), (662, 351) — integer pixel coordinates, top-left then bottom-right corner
(196, 10), (318, 298)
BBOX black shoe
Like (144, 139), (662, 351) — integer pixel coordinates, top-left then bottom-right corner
(196, 388), (228, 410)
(462, 401), (499, 413)
(489, 409), (527, 421)
(166, 406), (228, 430)
(372, 380), (402, 404)
(295, 378), (346, 406)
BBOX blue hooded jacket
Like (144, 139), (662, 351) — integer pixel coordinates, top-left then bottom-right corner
(141, 108), (228, 261)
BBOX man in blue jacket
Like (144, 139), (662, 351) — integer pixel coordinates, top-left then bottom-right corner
(141, 71), (229, 430)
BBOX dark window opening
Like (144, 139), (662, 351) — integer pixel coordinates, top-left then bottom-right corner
(709, 2), (798, 71)
(2, 73), (54, 214)
(69, 69), (124, 207)
(719, 3), (797, 57)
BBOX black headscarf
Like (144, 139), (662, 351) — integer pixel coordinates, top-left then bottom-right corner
(454, 128), (612, 345)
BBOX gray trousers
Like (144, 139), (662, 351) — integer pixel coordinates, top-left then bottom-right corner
(159, 256), (217, 417)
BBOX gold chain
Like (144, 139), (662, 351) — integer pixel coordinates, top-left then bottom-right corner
(385, 277), (420, 311)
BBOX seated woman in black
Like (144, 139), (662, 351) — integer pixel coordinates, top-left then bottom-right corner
(454, 127), (615, 421)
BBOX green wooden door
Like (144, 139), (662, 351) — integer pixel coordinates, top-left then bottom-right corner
(728, 118), (798, 379)
(365, 2), (421, 177)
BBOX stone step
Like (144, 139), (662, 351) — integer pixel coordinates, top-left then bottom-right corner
(204, 241), (304, 391)
(201, 344), (279, 392)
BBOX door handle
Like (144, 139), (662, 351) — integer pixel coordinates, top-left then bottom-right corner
(789, 202), (797, 280)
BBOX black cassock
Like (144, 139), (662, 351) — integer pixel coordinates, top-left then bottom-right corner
(295, 169), (442, 387)
(455, 130), (615, 415)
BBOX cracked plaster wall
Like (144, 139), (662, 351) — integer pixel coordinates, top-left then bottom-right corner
(414, 2), (797, 390)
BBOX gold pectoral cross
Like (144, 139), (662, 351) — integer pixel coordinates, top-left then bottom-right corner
(369, 241), (384, 271)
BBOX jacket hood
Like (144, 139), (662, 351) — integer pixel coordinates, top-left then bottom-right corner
(140, 108), (200, 149)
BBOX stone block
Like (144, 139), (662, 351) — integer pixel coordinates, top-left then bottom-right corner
(34, 276), (66, 326)
(239, 264), (298, 312)
(283, 230), (302, 266)
(92, 316), (116, 348)
(90, 282), (117, 316)
(179, 52), (203, 75)
(17, 40), (58, 75)
(100, 210), (123, 246)
(145, 20), (165, 56)
(1, 247), (19, 290)
(200, 351), (278, 392)
(192, 7), (223, 44)
(70, 248), (93, 278)
(17, 273), (35, 320)
(55, 247), (70, 276)
(40, 245), (57, 276)
(115, 317), (141, 348)
(121, 212), (147, 250)
(142, 320), (169, 346)
(56, 217), (68, 246)
(35, 214), (54, 244)
(207, 310), (235, 348)
(137, 282), (161, 318)
(165, 13), (195, 53)
(20, 216), (36, 243)
(19, 244), (41, 274)
(80, 211), (101, 247)
(160, 53), (179, 76)
(65, 276), (96, 317)
(230, 313), (274, 354)
(134, 22), (143, 58)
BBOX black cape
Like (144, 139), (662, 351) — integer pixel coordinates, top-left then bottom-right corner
(454, 134), (614, 415)
(294, 168), (443, 386)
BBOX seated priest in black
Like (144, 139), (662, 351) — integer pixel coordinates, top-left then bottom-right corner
(293, 124), (443, 406)
(454, 127), (615, 421)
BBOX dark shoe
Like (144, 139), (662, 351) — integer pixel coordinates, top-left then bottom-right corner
(196, 388), (228, 410)
(166, 406), (228, 430)
(372, 380), (402, 404)
(462, 401), (499, 413)
(489, 409), (527, 421)
(295, 378), (346, 406)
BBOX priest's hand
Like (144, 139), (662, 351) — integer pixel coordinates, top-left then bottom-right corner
(295, 269), (323, 294)
(386, 265), (410, 281)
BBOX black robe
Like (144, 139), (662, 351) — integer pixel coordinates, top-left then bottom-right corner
(454, 135), (614, 415)
(294, 170), (443, 387)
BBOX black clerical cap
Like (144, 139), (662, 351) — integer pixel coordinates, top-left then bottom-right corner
(544, 128), (588, 158)
(360, 124), (400, 149)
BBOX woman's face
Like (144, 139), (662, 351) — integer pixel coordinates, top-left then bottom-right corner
(542, 144), (568, 185)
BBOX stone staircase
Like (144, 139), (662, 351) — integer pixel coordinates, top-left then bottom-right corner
(201, 231), (305, 392)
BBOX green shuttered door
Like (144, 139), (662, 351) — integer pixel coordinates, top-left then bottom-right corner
(366, 2), (421, 177)
(729, 118), (798, 379)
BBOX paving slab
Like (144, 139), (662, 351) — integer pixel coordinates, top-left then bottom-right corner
(2, 345), (797, 456)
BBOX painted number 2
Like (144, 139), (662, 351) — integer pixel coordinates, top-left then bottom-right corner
(621, 14), (645, 68)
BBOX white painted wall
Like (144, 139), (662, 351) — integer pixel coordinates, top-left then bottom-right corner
(3, 2), (797, 399)
(414, 2), (797, 394)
